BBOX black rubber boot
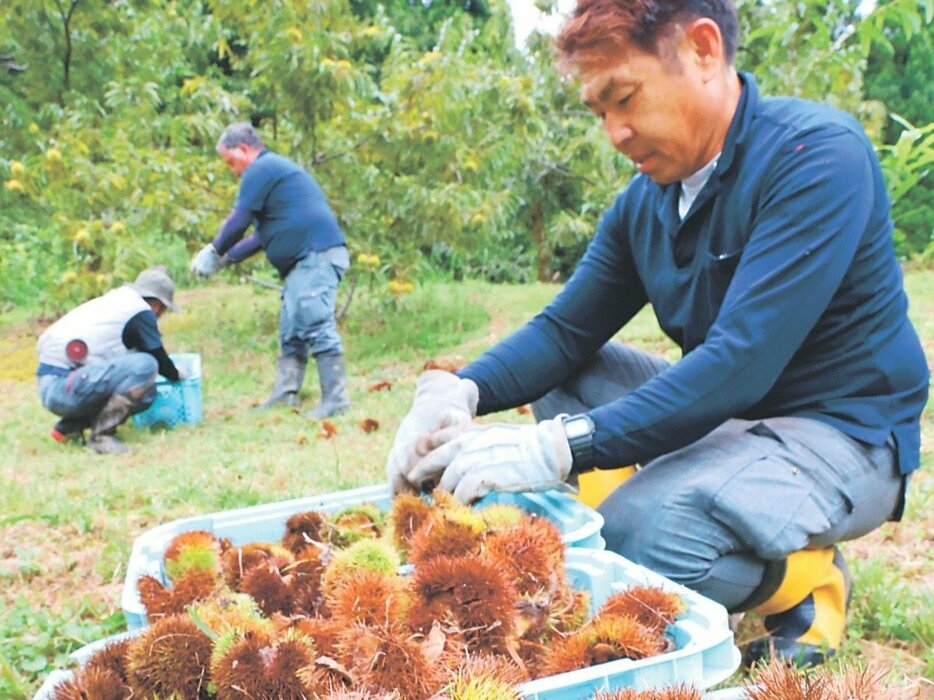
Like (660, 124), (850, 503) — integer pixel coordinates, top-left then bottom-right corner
(257, 355), (307, 409)
(307, 353), (351, 419)
(51, 416), (90, 444)
(87, 394), (133, 455)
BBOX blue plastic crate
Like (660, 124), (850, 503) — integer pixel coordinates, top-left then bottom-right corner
(131, 352), (202, 429)
(121, 483), (605, 629)
(42, 549), (740, 700)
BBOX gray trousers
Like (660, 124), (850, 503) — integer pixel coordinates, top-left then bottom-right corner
(38, 353), (159, 428)
(280, 246), (350, 361)
(532, 342), (903, 611)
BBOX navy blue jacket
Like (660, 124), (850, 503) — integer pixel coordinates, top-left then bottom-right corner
(214, 151), (346, 277)
(460, 74), (929, 475)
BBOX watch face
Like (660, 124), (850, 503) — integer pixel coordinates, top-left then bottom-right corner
(565, 417), (593, 439)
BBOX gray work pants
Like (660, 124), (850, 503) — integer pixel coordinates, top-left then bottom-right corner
(279, 246), (350, 361)
(38, 353), (159, 424)
(531, 342), (903, 611)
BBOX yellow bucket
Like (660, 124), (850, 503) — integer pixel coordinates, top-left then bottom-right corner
(575, 466), (637, 508)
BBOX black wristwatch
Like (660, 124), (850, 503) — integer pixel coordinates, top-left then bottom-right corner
(560, 413), (596, 473)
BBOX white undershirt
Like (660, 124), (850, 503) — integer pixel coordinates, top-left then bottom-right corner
(679, 153), (721, 220)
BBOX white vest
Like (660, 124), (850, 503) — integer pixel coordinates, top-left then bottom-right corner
(37, 286), (151, 368)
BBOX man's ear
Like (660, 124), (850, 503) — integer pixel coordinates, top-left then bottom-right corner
(682, 17), (726, 79)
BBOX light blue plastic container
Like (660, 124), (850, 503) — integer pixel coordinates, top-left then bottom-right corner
(121, 483), (605, 629)
(41, 549), (740, 700)
(518, 548), (740, 698)
(131, 352), (202, 429)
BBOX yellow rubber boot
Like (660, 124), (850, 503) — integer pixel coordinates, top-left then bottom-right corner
(743, 546), (850, 667)
(574, 466), (636, 508)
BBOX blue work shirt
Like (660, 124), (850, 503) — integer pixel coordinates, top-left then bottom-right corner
(460, 74), (929, 475)
(214, 151), (346, 277)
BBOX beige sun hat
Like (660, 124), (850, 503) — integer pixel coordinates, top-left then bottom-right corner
(129, 267), (179, 312)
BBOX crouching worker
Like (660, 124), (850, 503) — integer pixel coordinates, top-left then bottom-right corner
(386, 0), (929, 669)
(36, 267), (184, 454)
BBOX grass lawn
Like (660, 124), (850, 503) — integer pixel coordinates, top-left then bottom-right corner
(0, 271), (931, 697)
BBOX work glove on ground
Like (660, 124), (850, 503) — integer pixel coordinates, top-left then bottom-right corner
(405, 418), (574, 503)
(189, 243), (227, 277)
(386, 370), (479, 495)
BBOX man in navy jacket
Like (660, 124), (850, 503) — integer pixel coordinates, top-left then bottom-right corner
(386, 0), (929, 667)
(191, 123), (351, 418)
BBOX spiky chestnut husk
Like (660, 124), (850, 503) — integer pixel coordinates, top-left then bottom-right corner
(163, 529), (225, 581)
(137, 569), (218, 620)
(477, 503), (526, 531)
(320, 537), (402, 597)
(239, 563), (295, 616)
(388, 492), (434, 552)
(515, 637), (550, 679)
(408, 554), (518, 653)
(337, 623), (445, 700)
(211, 629), (318, 700)
(446, 653), (528, 699)
(281, 545), (327, 615)
(745, 659), (918, 700)
(594, 687), (702, 700)
(287, 616), (345, 657)
(429, 488), (460, 511)
(137, 574), (174, 618)
(596, 586), (686, 634)
(189, 590), (272, 638)
(83, 635), (132, 682)
(320, 689), (400, 700)
(282, 510), (330, 554)
(514, 582), (588, 642)
(328, 503), (385, 547)
(52, 666), (130, 700)
(220, 542), (295, 590)
(325, 567), (412, 626)
(540, 614), (667, 676)
(519, 583), (590, 643)
(482, 516), (565, 596)
(407, 512), (485, 566)
(125, 614), (212, 700)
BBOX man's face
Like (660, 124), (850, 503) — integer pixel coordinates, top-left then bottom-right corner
(579, 34), (725, 185)
(219, 144), (256, 177)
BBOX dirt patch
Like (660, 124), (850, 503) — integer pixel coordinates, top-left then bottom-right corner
(1, 519), (120, 612)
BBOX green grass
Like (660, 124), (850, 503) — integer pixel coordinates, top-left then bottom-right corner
(0, 272), (931, 697)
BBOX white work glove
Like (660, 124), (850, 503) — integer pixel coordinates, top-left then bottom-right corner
(189, 243), (227, 277)
(405, 419), (574, 504)
(386, 370), (479, 495)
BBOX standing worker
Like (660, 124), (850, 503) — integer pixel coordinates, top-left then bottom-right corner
(36, 267), (184, 454)
(386, 0), (929, 667)
(190, 123), (351, 419)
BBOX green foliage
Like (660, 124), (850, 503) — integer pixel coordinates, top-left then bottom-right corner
(0, 599), (125, 699)
(1, 0), (932, 315)
(865, 15), (934, 258)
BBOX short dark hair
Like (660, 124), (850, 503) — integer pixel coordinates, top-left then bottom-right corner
(556, 0), (738, 67)
(216, 122), (265, 152)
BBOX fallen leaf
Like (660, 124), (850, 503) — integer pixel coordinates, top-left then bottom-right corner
(516, 404), (531, 415)
(359, 418), (380, 433)
(423, 358), (461, 373)
(367, 380), (392, 392)
(295, 432), (308, 445)
(421, 620), (447, 662)
(319, 420), (338, 439)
